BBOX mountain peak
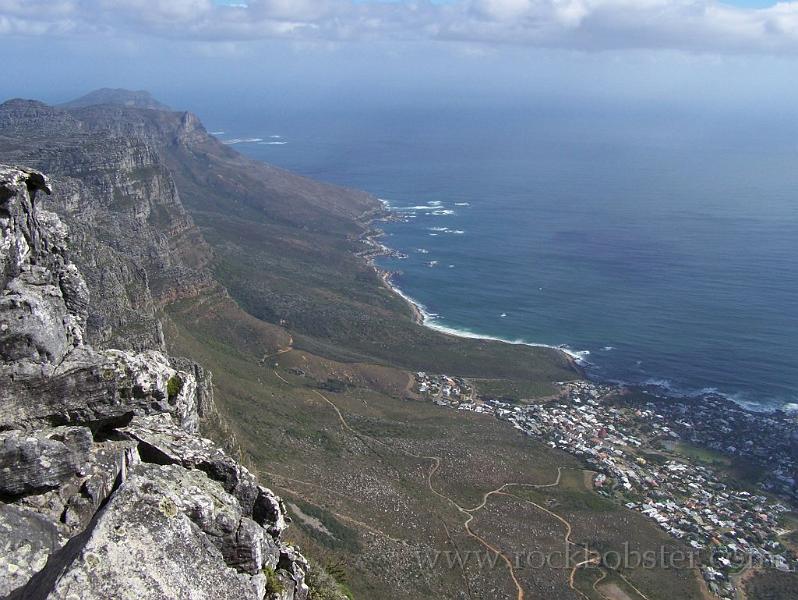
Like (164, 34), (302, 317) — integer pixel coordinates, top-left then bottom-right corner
(59, 88), (171, 111)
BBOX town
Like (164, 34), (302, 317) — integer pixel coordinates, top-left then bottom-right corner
(414, 372), (476, 405)
(413, 374), (798, 598)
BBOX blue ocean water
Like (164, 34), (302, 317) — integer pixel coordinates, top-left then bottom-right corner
(213, 105), (798, 410)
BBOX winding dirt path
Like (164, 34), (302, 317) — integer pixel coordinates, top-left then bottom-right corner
(497, 489), (600, 600)
(310, 386), (546, 598)
(267, 372), (660, 600)
(260, 334), (294, 365)
(276, 482), (408, 545)
(617, 573), (652, 600)
(307, 388), (593, 600)
(274, 369), (290, 384)
(592, 570), (609, 599)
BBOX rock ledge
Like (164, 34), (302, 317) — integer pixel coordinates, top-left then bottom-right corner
(0, 166), (308, 600)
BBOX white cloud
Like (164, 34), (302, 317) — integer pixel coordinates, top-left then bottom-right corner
(1, 0), (798, 54)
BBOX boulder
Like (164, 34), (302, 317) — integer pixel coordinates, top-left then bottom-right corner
(42, 463), (264, 600)
(0, 349), (198, 432)
(0, 503), (64, 597)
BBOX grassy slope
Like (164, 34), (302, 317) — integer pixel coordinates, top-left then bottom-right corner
(165, 137), (577, 382)
(745, 571), (798, 600)
(165, 295), (704, 599)
(152, 123), (704, 599)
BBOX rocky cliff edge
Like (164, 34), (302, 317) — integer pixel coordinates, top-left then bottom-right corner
(0, 165), (308, 599)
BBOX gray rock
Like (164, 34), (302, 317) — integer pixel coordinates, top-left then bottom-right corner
(170, 356), (216, 419)
(276, 545), (310, 600)
(0, 348), (199, 432)
(120, 414), (286, 536)
(58, 438), (140, 532)
(0, 102), (216, 352)
(0, 427), (92, 498)
(0, 269), (71, 363)
(0, 167), (79, 365)
(43, 463), (263, 600)
(6, 436), (139, 542)
(0, 164), (310, 599)
(0, 503), (64, 597)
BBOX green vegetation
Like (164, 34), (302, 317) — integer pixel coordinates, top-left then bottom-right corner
(562, 489), (618, 512)
(263, 566), (284, 595)
(778, 512), (798, 553)
(318, 379), (351, 394)
(669, 442), (764, 490)
(306, 560), (353, 600)
(673, 442), (731, 467)
(639, 451), (669, 466)
(745, 571), (798, 600)
(166, 374), (183, 400)
(165, 291), (703, 598)
(513, 485), (618, 513)
(288, 498), (361, 553)
(571, 567), (606, 600)
(558, 468), (591, 491)
(472, 378), (559, 402)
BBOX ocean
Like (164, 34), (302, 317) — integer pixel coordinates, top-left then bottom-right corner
(209, 103), (798, 411)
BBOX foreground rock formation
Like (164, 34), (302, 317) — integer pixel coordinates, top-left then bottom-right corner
(0, 166), (309, 599)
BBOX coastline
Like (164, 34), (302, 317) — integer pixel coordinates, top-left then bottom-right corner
(385, 270), (587, 373)
(360, 207), (797, 415)
(359, 214), (588, 374)
(378, 269), (425, 325)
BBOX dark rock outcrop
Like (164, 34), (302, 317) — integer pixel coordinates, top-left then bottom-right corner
(0, 166), (308, 600)
(0, 427), (92, 498)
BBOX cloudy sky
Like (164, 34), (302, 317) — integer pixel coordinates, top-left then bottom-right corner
(1, 1), (797, 114)
(2, 0), (796, 50)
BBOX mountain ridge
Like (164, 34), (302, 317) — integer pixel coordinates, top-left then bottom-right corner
(58, 88), (173, 111)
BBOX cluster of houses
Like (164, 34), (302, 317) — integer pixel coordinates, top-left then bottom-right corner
(612, 389), (798, 502)
(414, 372), (475, 404)
(421, 377), (797, 598)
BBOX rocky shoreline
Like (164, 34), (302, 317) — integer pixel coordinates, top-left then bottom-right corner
(356, 220), (425, 326)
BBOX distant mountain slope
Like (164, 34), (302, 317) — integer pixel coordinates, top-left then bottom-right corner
(59, 87), (172, 110)
(0, 91), (576, 378)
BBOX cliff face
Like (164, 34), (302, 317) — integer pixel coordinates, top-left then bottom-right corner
(0, 96), (381, 356)
(0, 99), (215, 352)
(0, 166), (309, 600)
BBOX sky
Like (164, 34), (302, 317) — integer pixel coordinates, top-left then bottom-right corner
(0, 1), (797, 115)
